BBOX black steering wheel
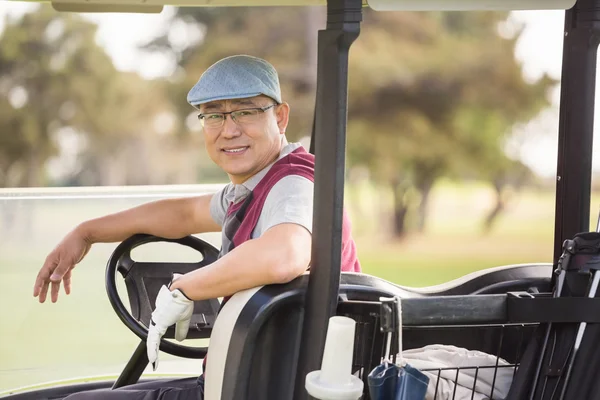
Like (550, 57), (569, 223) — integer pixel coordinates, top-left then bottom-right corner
(105, 233), (220, 359)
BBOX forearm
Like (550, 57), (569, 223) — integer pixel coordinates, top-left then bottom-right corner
(78, 196), (212, 244)
(171, 225), (311, 300)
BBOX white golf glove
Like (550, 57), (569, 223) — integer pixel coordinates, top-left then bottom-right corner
(147, 274), (194, 371)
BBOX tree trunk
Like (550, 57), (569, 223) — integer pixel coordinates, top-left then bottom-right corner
(391, 180), (410, 238)
(483, 180), (505, 233)
(413, 163), (439, 234)
(416, 178), (434, 233)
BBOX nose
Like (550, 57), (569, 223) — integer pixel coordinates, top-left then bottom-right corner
(221, 114), (241, 139)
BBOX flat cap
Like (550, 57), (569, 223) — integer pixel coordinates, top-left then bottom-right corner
(187, 55), (282, 108)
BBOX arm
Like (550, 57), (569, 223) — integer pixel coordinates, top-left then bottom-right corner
(78, 194), (221, 244)
(170, 222), (311, 300)
(34, 193), (222, 303)
(170, 175), (314, 299)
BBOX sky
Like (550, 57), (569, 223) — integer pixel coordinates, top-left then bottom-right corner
(0, 2), (596, 178)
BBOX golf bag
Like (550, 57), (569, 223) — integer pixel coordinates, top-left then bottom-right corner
(507, 232), (600, 400)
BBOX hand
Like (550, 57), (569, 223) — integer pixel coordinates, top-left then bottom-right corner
(33, 227), (92, 303)
(147, 275), (194, 371)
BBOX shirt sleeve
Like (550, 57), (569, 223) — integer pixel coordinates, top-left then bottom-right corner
(259, 175), (314, 234)
(209, 184), (233, 226)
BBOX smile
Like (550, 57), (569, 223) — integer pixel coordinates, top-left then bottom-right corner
(222, 147), (249, 154)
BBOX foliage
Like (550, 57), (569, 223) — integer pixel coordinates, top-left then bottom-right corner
(0, 5), (192, 188)
(346, 10), (555, 235)
(0, 5), (115, 186)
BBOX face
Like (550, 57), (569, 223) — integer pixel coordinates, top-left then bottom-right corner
(199, 95), (290, 184)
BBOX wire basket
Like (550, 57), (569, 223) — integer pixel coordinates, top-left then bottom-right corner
(338, 299), (539, 400)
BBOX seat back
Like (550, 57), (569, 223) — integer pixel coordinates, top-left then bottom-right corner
(205, 265), (551, 400)
(392, 263), (553, 296)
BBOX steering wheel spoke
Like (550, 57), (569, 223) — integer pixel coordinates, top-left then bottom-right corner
(116, 253), (135, 278)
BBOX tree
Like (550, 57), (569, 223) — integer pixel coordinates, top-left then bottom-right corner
(144, 7), (554, 237)
(0, 5), (125, 187)
(346, 10), (555, 236)
(0, 5), (194, 188)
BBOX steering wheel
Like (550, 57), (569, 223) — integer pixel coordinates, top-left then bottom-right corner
(105, 233), (220, 359)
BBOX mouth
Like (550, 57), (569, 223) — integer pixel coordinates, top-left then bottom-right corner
(221, 146), (249, 155)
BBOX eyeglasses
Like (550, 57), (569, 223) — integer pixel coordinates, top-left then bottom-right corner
(197, 104), (277, 129)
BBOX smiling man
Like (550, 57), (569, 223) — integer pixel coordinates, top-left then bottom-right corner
(33, 55), (361, 399)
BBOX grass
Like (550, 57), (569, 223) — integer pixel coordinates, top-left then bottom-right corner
(348, 179), (557, 286)
(0, 180), (580, 391)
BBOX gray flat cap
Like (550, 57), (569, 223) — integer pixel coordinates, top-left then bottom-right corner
(187, 55), (282, 108)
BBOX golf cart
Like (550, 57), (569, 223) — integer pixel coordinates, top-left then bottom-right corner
(2, 0), (599, 399)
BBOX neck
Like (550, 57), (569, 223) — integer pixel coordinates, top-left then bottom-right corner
(230, 138), (288, 185)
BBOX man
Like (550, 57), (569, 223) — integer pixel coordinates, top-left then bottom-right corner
(33, 54), (361, 399)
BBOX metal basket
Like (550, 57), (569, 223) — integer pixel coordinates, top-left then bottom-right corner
(337, 297), (539, 400)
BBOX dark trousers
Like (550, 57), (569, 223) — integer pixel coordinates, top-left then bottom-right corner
(63, 376), (204, 400)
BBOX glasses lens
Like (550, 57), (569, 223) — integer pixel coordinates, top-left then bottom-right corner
(202, 114), (225, 128)
(232, 109), (260, 124)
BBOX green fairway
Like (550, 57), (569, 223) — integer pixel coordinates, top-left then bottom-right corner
(0, 182), (572, 391)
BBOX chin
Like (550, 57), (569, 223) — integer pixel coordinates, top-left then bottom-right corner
(223, 165), (252, 178)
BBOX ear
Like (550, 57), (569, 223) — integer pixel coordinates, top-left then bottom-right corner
(275, 102), (290, 135)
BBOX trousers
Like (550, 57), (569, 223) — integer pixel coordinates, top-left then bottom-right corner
(63, 376), (204, 400)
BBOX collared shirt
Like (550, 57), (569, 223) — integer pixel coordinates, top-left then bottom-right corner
(210, 142), (314, 243)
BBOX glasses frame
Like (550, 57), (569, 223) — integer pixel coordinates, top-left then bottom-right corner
(197, 104), (278, 129)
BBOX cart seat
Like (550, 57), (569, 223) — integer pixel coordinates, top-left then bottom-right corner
(367, 262), (553, 297)
(203, 265), (551, 400)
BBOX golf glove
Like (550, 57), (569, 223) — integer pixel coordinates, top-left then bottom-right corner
(147, 274), (194, 371)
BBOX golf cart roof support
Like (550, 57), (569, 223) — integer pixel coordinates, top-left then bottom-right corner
(553, 0), (600, 265)
(293, 1), (362, 398)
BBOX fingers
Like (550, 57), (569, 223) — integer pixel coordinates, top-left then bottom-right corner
(34, 257), (56, 303)
(34, 254), (74, 303)
(175, 317), (191, 342)
(34, 229), (89, 304)
(147, 325), (160, 371)
(49, 259), (71, 303)
(63, 270), (72, 295)
(33, 256), (55, 299)
(38, 280), (50, 303)
(50, 258), (71, 283)
(51, 280), (62, 303)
